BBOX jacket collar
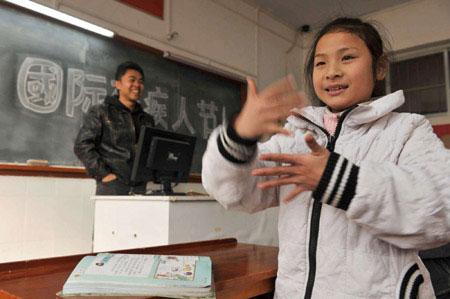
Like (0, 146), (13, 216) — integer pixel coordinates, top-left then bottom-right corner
(105, 95), (143, 113)
(287, 90), (405, 129)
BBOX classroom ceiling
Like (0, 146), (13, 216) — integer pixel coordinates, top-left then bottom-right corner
(245, 0), (414, 30)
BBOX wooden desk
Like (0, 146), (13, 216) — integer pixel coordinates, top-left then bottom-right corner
(0, 239), (278, 299)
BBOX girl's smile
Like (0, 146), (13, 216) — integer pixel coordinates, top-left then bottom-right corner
(115, 69), (144, 109)
(324, 84), (349, 96)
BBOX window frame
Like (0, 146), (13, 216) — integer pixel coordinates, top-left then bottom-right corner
(386, 40), (450, 117)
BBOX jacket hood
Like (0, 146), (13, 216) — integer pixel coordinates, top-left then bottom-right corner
(287, 90), (405, 129)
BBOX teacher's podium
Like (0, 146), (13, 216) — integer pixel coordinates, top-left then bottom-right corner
(93, 195), (278, 252)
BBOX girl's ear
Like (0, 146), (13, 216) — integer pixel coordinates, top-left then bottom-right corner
(376, 55), (388, 81)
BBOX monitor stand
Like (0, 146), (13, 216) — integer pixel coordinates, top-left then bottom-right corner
(146, 180), (186, 196)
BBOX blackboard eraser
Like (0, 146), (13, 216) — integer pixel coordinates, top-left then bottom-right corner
(26, 159), (49, 166)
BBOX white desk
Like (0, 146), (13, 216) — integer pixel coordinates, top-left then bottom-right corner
(93, 195), (278, 252)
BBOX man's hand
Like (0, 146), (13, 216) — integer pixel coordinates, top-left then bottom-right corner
(252, 134), (329, 203)
(102, 173), (117, 183)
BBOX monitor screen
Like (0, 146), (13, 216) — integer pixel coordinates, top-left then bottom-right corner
(130, 126), (196, 195)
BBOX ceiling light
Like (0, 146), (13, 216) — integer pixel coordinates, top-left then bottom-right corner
(4, 0), (114, 38)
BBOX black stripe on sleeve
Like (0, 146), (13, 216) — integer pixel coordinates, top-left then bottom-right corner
(216, 125), (256, 164)
(326, 158), (348, 204)
(336, 164), (359, 210)
(409, 274), (424, 299)
(399, 263), (421, 299)
(312, 152), (359, 211)
(312, 152), (339, 201)
(217, 134), (248, 164)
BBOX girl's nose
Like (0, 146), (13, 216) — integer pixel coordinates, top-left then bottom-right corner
(326, 63), (343, 80)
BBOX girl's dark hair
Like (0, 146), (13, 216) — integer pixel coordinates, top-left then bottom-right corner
(304, 17), (389, 104)
(115, 61), (145, 81)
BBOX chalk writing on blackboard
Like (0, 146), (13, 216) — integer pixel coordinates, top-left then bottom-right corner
(197, 100), (219, 138)
(16, 56), (226, 140)
(146, 87), (169, 129)
(0, 2), (241, 172)
(17, 57), (63, 114)
(66, 68), (108, 117)
(172, 96), (196, 134)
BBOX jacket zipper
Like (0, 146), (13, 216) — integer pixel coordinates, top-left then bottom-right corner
(129, 112), (136, 158)
(294, 108), (355, 299)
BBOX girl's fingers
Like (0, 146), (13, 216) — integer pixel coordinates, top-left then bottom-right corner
(259, 75), (297, 100)
(304, 133), (324, 153)
(260, 123), (292, 137)
(277, 128), (294, 136)
(279, 91), (309, 113)
(282, 185), (307, 203)
(269, 126), (293, 137)
(269, 91), (307, 117)
(257, 176), (301, 189)
(259, 153), (299, 164)
(252, 166), (300, 176)
(243, 77), (308, 139)
(246, 77), (258, 98)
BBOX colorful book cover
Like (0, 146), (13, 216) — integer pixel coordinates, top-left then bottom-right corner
(60, 253), (212, 297)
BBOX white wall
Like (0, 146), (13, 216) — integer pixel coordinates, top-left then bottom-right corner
(0, 176), (95, 262)
(44, 0), (303, 85)
(0, 0), (299, 262)
(365, 0), (450, 52)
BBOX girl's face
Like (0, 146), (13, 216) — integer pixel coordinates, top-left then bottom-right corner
(312, 31), (385, 112)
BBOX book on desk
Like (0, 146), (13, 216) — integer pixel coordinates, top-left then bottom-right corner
(58, 252), (214, 298)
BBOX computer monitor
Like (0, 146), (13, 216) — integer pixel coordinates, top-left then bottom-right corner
(130, 126), (196, 195)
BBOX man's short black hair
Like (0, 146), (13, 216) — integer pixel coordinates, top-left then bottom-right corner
(115, 61), (145, 81)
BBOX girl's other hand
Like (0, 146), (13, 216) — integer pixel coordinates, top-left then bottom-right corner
(234, 75), (307, 140)
(251, 134), (329, 203)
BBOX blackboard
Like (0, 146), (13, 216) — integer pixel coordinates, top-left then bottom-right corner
(0, 4), (242, 174)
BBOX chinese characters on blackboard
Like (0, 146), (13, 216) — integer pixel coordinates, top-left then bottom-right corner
(17, 56), (227, 140)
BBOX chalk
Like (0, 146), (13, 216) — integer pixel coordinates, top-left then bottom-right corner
(26, 159), (49, 166)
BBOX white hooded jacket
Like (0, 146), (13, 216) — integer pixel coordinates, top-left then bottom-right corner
(202, 90), (450, 298)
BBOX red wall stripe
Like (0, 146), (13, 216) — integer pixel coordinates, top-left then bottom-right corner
(433, 124), (450, 137)
(120, 0), (164, 19)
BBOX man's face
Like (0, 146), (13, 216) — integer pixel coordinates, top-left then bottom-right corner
(115, 69), (144, 103)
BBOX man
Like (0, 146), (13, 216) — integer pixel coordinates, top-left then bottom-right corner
(74, 61), (154, 195)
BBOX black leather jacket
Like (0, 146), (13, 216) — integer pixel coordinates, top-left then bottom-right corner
(74, 95), (154, 184)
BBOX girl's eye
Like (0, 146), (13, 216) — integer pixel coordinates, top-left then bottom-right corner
(314, 61), (325, 67)
(342, 55), (355, 61)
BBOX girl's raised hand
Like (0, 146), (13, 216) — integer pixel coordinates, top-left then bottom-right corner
(251, 134), (330, 203)
(233, 75), (307, 140)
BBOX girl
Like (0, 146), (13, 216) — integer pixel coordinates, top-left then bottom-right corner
(202, 17), (450, 298)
